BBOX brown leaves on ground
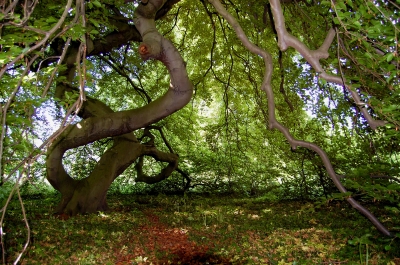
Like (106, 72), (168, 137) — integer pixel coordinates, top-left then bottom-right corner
(114, 210), (232, 265)
(5, 195), (399, 264)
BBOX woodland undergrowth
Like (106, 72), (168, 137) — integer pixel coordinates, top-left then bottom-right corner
(3, 193), (400, 264)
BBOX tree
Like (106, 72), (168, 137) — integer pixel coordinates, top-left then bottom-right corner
(1, 0), (398, 238)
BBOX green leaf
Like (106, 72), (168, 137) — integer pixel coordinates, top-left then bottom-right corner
(352, 21), (361, 29)
(346, 0), (353, 8)
(46, 16), (58, 23)
(92, 0), (102, 7)
(386, 53), (394, 63)
(321, 0), (330, 5)
(336, 1), (347, 11)
(348, 239), (358, 245)
(89, 18), (100, 27)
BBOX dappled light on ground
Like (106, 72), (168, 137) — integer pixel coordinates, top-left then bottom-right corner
(3, 194), (400, 264)
(114, 210), (231, 264)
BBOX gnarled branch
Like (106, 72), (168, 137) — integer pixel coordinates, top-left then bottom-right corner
(208, 0), (392, 237)
(269, 0), (385, 130)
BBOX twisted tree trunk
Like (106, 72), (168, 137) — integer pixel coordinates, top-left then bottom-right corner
(46, 0), (192, 215)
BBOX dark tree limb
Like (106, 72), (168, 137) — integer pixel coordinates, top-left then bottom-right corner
(98, 54), (152, 104)
(278, 50), (294, 112)
(144, 126), (174, 153)
(176, 167), (191, 191)
(135, 148), (179, 184)
(370, 175), (400, 184)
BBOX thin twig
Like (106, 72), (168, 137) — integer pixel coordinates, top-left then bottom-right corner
(0, 0), (74, 79)
(13, 184), (31, 265)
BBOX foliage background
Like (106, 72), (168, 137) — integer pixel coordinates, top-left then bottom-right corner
(0, 0), (399, 263)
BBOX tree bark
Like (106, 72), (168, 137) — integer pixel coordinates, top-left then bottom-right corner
(46, 0), (192, 215)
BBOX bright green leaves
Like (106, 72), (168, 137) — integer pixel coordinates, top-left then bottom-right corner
(88, 18), (101, 28)
(87, 0), (102, 9)
(32, 16), (59, 32)
(0, 31), (40, 66)
(328, 0), (400, 127)
(348, 234), (374, 246)
(65, 23), (88, 41)
(58, 91), (79, 109)
(342, 162), (400, 208)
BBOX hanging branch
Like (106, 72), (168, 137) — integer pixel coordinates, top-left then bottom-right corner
(266, 3), (294, 112)
(142, 126), (193, 190)
(197, 0), (218, 86)
(268, 0), (385, 130)
(0, 0), (74, 79)
(99, 55), (153, 103)
(207, 0), (392, 237)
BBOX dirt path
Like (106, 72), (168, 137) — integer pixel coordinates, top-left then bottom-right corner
(114, 209), (231, 264)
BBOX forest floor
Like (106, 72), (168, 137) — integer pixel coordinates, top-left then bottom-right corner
(3, 193), (400, 264)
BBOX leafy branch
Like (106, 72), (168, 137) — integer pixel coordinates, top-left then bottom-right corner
(208, 0), (392, 237)
(269, 0), (386, 130)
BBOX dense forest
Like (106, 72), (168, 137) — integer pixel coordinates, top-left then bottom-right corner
(1, 0), (399, 263)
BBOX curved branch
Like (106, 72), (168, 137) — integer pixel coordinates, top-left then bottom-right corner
(88, 24), (142, 56)
(176, 167), (191, 191)
(99, 54), (152, 103)
(0, 0), (74, 79)
(88, 0), (182, 56)
(49, 0), (193, 151)
(143, 126), (175, 153)
(266, 3), (294, 112)
(370, 175), (400, 184)
(135, 148), (179, 184)
(47, 0), (192, 194)
(208, 0), (392, 237)
(134, 125), (180, 184)
(268, 0), (385, 130)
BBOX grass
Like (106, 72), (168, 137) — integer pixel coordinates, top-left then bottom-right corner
(3, 193), (400, 264)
